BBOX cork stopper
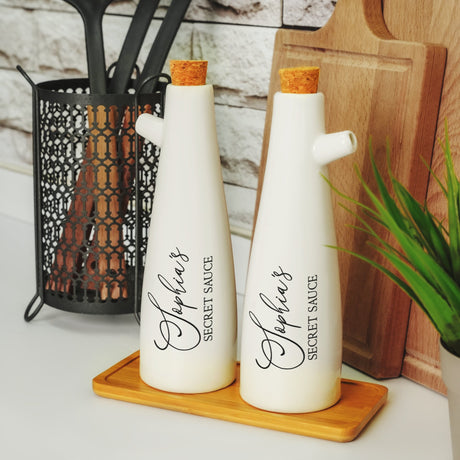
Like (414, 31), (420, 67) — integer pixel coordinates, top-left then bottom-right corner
(279, 66), (320, 94)
(170, 60), (208, 86)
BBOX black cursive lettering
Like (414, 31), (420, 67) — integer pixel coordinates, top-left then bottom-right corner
(148, 292), (201, 351)
(157, 248), (197, 315)
(249, 310), (305, 370)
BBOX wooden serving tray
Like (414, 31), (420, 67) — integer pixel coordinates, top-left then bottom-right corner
(93, 351), (388, 443)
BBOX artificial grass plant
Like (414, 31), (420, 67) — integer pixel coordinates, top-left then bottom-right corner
(328, 124), (460, 357)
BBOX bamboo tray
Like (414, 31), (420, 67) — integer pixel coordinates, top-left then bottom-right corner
(93, 351), (388, 442)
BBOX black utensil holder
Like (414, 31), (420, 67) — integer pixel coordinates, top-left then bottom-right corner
(21, 69), (169, 320)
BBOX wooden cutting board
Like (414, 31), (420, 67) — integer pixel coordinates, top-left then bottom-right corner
(255, 0), (446, 379)
(383, 0), (460, 393)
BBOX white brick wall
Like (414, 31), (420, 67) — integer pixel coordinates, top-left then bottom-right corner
(0, 0), (333, 232)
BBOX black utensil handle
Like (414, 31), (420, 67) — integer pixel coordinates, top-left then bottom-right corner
(62, 0), (113, 94)
(138, 0), (192, 93)
(84, 18), (107, 94)
(108, 0), (160, 94)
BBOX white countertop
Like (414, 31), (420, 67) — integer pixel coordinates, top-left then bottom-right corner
(0, 213), (453, 460)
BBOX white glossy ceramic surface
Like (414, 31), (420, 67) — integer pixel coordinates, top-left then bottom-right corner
(239, 92), (356, 413)
(135, 84), (237, 394)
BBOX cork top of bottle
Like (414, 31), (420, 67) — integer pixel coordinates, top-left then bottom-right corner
(170, 60), (208, 86)
(279, 66), (320, 94)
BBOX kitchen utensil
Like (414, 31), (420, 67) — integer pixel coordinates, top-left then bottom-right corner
(108, 0), (160, 94)
(46, 140), (96, 294)
(382, 0), (459, 392)
(87, 105), (126, 300)
(48, 0), (112, 294)
(82, 99), (158, 300)
(48, 0), (190, 300)
(63, 0), (112, 94)
(48, 0), (189, 301)
(137, 0), (192, 93)
(99, 0), (192, 296)
(46, 102), (127, 299)
(255, 0), (446, 378)
(95, 0), (192, 297)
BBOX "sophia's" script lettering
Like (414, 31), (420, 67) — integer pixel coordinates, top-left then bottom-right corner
(249, 267), (305, 370)
(149, 247), (201, 351)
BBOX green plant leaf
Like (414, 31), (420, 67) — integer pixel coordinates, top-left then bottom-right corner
(373, 200), (460, 311)
(322, 173), (379, 219)
(420, 154), (448, 197)
(369, 144), (410, 233)
(327, 244), (423, 307)
(443, 125), (460, 283)
(338, 201), (410, 263)
(392, 179), (451, 271)
(372, 244), (460, 341)
(354, 161), (454, 303)
(327, 130), (460, 354)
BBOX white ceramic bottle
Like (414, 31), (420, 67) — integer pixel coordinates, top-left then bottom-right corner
(135, 60), (237, 394)
(239, 67), (357, 413)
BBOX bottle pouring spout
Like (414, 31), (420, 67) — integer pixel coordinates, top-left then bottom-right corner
(135, 113), (164, 148)
(313, 131), (357, 166)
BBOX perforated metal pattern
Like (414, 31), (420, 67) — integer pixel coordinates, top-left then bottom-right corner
(32, 79), (165, 314)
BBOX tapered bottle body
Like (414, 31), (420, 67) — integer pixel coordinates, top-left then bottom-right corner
(137, 84), (237, 394)
(239, 92), (356, 413)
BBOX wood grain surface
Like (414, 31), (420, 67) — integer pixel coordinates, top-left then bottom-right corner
(93, 351), (388, 443)
(383, 0), (460, 393)
(254, 0), (446, 378)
